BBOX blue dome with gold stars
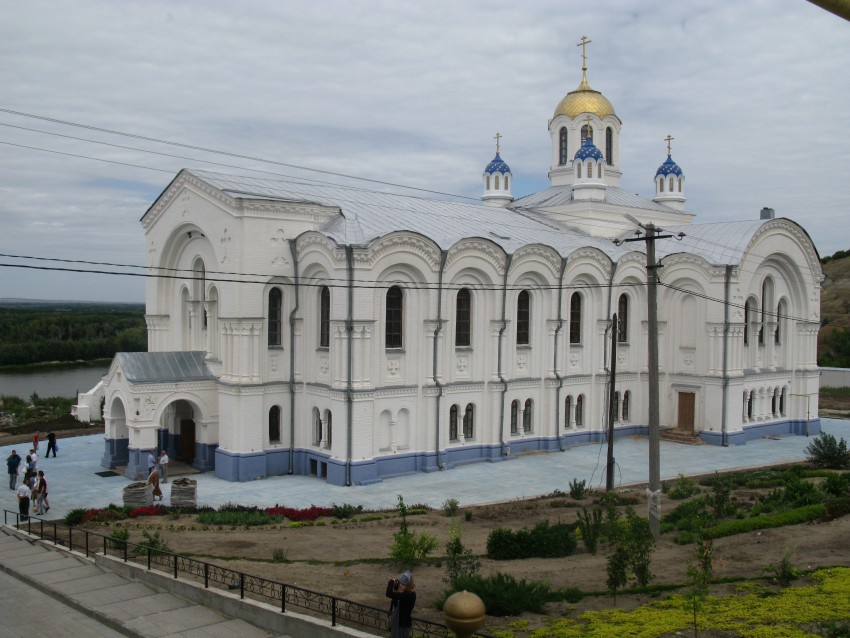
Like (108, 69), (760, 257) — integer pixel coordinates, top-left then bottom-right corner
(574, 137), (604, 162)
(655, 155), (683, 177)
(485, 153), (511, 175)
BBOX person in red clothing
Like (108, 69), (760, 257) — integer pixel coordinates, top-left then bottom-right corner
(386, 571), (416, 638)
(33, 431), (39, 453)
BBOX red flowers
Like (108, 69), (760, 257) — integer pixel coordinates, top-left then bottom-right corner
(264, 505), (332, 522)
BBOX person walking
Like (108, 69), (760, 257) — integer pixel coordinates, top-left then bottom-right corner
(32, 431), (39, 453)
(147, 449), (157, 475)
(34, 470), (49, 515)
(16, 481), (31, 522)
(6, 450), (21, 490)
(386, 571), (416, 638)
(159, 450), (169, 483)
(45, 431), (57, 458)
(146, 466), (163, 502)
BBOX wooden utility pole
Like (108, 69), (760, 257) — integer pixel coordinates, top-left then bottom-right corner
(606, 313), (618, 492)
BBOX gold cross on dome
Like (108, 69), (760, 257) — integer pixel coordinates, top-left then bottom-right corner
(494, 132), (502, 154)
(577, 35), (592, 71)
(665, 134), (674, 156)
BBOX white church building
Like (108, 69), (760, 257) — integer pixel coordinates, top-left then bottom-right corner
(89, 48), (822, 485)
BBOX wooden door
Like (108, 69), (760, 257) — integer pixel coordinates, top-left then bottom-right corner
(180, 419), (195, 462)
(677, 393), (695, 430)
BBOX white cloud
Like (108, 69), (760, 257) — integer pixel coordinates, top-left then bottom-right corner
(0, 0), (847, 301)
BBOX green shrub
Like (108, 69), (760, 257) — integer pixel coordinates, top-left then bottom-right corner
(443, 520), (480, 586)
(442, 498), (459, 517)
(442, 572), (554, 616)
(662, 495), (711, 534)
(108, 528), (129, 551)
(390, 495), (437, 567)
(486, 520), (576, 560)
(762, 549), (800, 586)
(134, 529), (172, 557)
(331, 503), (364, 519)
(271, 547), (288, 563)
(806, 433), (850, 469)
(822, 472), (850, 497)
(576, 507), (603, 555)
(569, 478), (588, 500)
(703, 504), (826, 540)
(65, 508), (88, 526)
(667, 474), (700, 500)
(823, 496), (850, 520)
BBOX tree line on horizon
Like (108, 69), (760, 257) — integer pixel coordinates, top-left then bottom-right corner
(0, 305), (147, 366)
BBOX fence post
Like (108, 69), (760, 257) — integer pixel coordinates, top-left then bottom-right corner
(54, 522), (58, 546)
(123, 538), (128, 562)
(204, 563), (209, 588)
(147, 546), (152, 570)
(103, 535), (106, 556)
(68, 526), (72, 552)
(39, 519), (43, 539)
(281, 584), (286, 613)
(173, 553), (178, 579)
(85, 531), (89, 558)
(332, 598), (337, 626)
(240, 573), (245, 599)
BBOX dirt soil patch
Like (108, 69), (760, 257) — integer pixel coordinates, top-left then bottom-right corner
(87, 481), (850, 633)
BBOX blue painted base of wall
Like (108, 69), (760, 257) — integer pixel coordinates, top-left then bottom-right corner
(700, 418), (821, 446)
(194, 442), (217, 472)
(123, 446), (152, 481)
(101, 438), (129, 470)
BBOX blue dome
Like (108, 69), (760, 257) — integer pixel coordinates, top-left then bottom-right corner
(484, 153), (511, 175)
(655, 155), (683, 177)
(574, 137), (604, 162)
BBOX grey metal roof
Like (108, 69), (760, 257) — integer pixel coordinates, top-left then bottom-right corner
(655, 219), (769, 266)
(511, 184), (683, 214)
(116, 351), (215, 384)
(187, 170), (629, 260)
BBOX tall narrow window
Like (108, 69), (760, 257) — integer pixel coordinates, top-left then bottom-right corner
(771, 389), (778, 417)
(744, 300), (751, 345)
(617, 294), (628, 342)
(510, 400), (519, 434)
(268, 287), (282, 347)
(559, 127), (569, 165)
(313, 407), (322, 445)
(576, 162), (582, 178)
(575, 395), (584, 427)
(622, 391), (631, 421)
(463, 404), (474, 439)
(517, 290), (530, 346)
(597, 162), (602, 178)
(669, 176), (674, 192)
(319, 286), (330, 348)
(386, 286), (403, 348)
(613, 392), (620, 422)
(776, 300), (786, 345)
(325, 411), (333, 447)
(495, 175), (500, 190)
(678, 177), (683, 192)
(523, 398), (533, 432)
(780, 387), (787, 416)
(449, 405), (459, 441)
(570, 292), (582, 344)
(565, 396), (572, 429)
(659, 178), (664, 193)
(486, 175), (490, 190)
(269, 406), (281, 443)
(504, 175), (509, 190)
(605, 127), (613, 165)
(581, 124), (592, 144)
(455, 288), (471, 347)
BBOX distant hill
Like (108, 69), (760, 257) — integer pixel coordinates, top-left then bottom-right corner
(819, 251), (850, 366)
(0, 299), (144, 311)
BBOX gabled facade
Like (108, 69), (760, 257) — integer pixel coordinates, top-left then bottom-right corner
(93, 52), (823, 485)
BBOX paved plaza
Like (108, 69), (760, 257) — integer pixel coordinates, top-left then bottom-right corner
(3, 418), (849, 522)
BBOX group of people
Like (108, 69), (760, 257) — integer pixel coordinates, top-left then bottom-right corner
(145, 448), (170, 502)
(6, 447), (50, 521)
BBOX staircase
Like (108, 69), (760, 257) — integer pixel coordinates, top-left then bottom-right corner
(660, 427), (704, 445)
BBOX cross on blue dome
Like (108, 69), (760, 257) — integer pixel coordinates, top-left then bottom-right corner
(484, 153), (512, 175)
(655, 155), (683, 177)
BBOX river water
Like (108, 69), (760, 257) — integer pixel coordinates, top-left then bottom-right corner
(0, 365), (108, 400)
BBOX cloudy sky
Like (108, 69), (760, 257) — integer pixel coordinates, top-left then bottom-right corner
(1, 0), (848, 303)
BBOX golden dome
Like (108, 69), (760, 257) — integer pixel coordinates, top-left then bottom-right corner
(554, 74), (617, 120)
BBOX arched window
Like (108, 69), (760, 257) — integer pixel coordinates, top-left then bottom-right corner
(586, 161), (593, 178)
(605, 127), (613, 165)
(780, 387), (787, 416)
(744, 300), (751, 345)
(504, 175), (509, 190)
(510, 400), (519, 434)
(617, 294), (628, 342)
(613, 392), (620, 422)
(495, 175), (500, 190)
(463, 404), (474, 439)
(313, 407), (322, 445)
(449, 404), (459, 441)
(455, 288), (471, 347)
(517, 290), (530, 346)
(776, 299), (787, 345)
(486, 175), (490, 190)
(669, 176), (674, 192)
(597, 162), (602, 178)
(659, 178), (664, 193)
(319, 286), (330, 348)
(576, 162), (582, 178)
(268, 287), (282, 347)
(386, 286), (403, 348)
(569, 292), (582, 344)
(623, 391), (631, 421)
(747, 391), (753, 420)
(581, 124), (592, 144)
(771, 388), (778, 417)
(523, 398), (533, 432)
(760, 278), (773, 346)
(565, 395), (572, 429)
(576, 395), (584, 427)
(678, 177), (683, 192)
(325, 410), (333, 447)
(269, 406), (281, 443)
(559, 127), (569, 165)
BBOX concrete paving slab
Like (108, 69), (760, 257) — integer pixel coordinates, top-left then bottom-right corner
(166, 618), (276, 638)
(2, 418), (848, 522)
(98, 592), (191, 621)
(26, 555), (89, 575)
(50, 571), (127, 595)
(36, 563), (102, 584)
(124, 604), (233, 636)
(74, 581), (159, 606)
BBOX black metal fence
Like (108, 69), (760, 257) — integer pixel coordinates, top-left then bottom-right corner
(3, 510), (491, 637)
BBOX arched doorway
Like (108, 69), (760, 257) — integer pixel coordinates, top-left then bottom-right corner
(162, 399), (197, 463)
